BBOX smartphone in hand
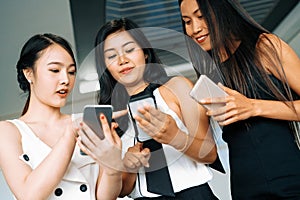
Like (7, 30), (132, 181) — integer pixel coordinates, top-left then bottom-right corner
(83, 105), (113, 140)
(190, 75), (228, 110)
(128, 94), (156, 142)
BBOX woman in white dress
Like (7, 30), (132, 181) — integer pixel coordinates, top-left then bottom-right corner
(94, 18), (218, 199)
(0, 33), (122, 200)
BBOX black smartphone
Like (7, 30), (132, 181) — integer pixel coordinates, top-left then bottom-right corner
(128, 94), (157, 142)
(83, 105), (113, 140)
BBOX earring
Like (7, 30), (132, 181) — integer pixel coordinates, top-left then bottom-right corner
(28, 80), (32, 84)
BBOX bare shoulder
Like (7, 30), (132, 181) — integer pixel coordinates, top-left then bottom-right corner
(258, 33), (293, 54)
(164, 76), (194, 91)
(258, 33), (280, 45)
(0, 120), (19, 133)
(0, 120), (21, 143)
(0, 120), (22, 167)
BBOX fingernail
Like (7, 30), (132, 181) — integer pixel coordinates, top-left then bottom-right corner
(100, 114), (105, 119)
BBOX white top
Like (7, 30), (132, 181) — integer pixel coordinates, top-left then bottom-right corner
(8, 119), (99, 200)
(121, 89), (213, 198)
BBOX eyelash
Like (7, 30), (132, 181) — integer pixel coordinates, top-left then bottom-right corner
(49, 69), (76, 75)
(107, 55), (116, 60)
(106, 47), (135, 60)
(50, 69), (59, 73)
(68, 71), (76, 75)
(125, 48), (135, 53)
(183, 15), (203, 25)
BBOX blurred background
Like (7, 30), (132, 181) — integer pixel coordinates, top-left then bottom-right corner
(1, 0), (299, 199)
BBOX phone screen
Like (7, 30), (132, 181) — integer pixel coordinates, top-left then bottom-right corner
(128, 95), (156, 142)
(83, 105), (113, 140)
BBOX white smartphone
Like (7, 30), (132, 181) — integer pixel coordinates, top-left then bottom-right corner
(128, 94), (156, 142)
(190, 75), (228, 110)
(83, 105), (113, 140)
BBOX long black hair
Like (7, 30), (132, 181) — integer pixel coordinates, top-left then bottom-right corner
(94, 18), (170, 133)
(178, 0), (297, 110)
(16, 33), (76, 115)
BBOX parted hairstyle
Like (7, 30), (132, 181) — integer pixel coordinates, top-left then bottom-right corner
(94, 18), (170, 133)
(16, 33), (76, 115)
(178, 0), (298, 111)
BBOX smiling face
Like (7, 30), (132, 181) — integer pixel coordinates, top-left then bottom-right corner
(180, 0), (212, 51)
(28, 44), (76, 108)
(103, 30), (147, 91)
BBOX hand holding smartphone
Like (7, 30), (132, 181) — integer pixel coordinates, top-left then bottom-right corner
(190, 75), (228, 110)
(83, 105), (113, 140)
(128, 94), (157, 142)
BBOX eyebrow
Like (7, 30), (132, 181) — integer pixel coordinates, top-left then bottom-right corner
(104, 41), (136, 53)
(182, 8), (200, 18)
(47, 61), (76, 67)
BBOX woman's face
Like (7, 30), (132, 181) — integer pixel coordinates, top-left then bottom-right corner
(180, 0), (212, 51)
(30, 44), (76, 108)
(103, 30), (147, 89)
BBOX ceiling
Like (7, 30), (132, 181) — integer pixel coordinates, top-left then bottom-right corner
(70, 0), (299, 66)
(0, 0), (299, 120)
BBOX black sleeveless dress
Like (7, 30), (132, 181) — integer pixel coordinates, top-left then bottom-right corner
(220, 37), (300, 199)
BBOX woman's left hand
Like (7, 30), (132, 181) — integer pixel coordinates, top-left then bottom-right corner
(202, 84), (256, 126)
(133, 105), (180, 145)
(76, 114), (123, 172)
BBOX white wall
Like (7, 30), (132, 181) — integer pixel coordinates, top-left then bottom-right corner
(0, 0), (75, 120)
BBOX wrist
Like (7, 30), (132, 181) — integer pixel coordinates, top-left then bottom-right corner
(171, 131), (189, 152)
(251, 99), (262, 117)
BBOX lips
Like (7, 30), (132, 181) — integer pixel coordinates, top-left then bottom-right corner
(195, 33), (209, 44)
(120, 67), (134, 74)
(56, 89), (68, 97)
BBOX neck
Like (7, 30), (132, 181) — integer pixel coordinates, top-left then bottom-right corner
(126, 82), (149, 96)
(20, 97), (64, 123)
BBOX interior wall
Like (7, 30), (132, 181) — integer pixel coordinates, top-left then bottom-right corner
(0, 0), (75, 120)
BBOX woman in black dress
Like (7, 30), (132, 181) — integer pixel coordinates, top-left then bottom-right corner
(178, 0), (300, 199)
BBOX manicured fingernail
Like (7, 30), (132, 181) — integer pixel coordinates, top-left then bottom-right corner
(100, 114), (105, 119)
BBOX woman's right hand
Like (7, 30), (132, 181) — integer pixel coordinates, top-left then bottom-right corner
(76, 114), (123, 172)
(123, 142), (150, 173)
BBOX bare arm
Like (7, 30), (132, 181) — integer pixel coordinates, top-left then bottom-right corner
(254, 33), (300, 120)
(202, 33), (300, 125)
(135, 76), (217, 163)
(119, 143), (150, 197)
(0, 120), (76, 200)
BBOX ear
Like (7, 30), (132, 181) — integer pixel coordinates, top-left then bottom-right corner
(23, 68), (33, 83)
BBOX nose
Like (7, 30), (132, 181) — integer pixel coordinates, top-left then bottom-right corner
(192, 20), (203, 34)
(59, 70), (69, 85)
(118, 53), (129, 65)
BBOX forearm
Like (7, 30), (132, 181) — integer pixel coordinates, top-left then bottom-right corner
(19, 134), (76, 199)
(119, 172), (137, 197)
(171, 130), (217, 164)
(96, 170), (122, 200)
(253, 99), (300, 121)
